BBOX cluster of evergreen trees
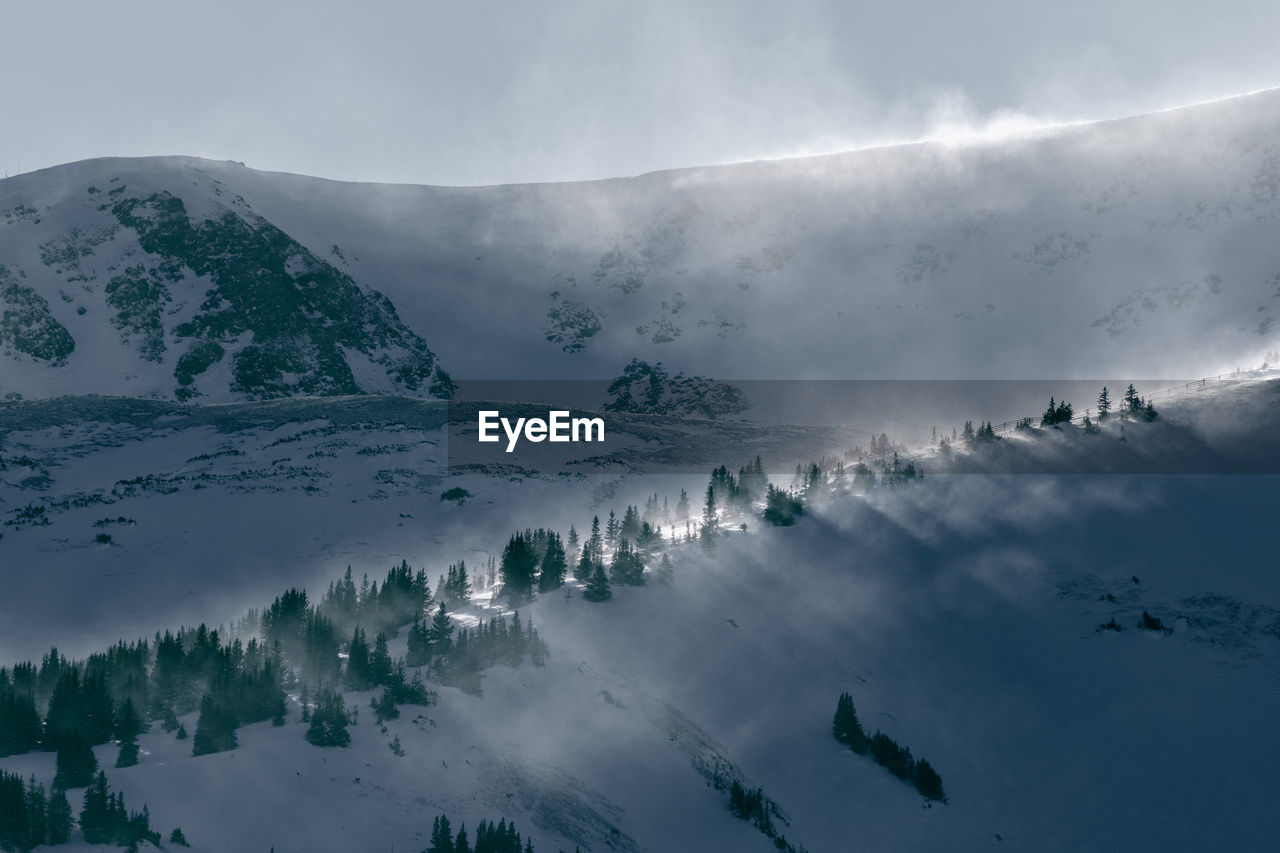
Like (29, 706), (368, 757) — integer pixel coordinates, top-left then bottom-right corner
(304, 688), (352, 747)
(0, 769), (72, 850)
(868, 433), (896, 455)
(0, 560), (451, 771)
(407, 608), (547, 693)
(1105, 385), (1158, 422)
(792, 454), (905, 503)
(1041, 397), (1075, 426)
(833, 693), (946, 802)
(3, 632), (278, 780)
(947, 384), (1162, 450)
(0, 766), (166, 852)
(1, 672), (45, 757)
(763, 485), (803, 526)
(878, 452), (922, 486)
(77, 772), (159, 847)
(706, 458), (768, 514)
(437, 562), (475, 607)
(318, 561), (432, 640)
(720, 779), (796, 853)
(962, 420), (999, 446)
(499, 531), (564, 603)
(426, 814), (535, 853)
(727, 781), (773, 835)
(186, 637), (287, 757)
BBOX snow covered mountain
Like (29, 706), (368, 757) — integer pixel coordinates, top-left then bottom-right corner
(4, 88), (1280, 403)
(3, 91), (1280, 853)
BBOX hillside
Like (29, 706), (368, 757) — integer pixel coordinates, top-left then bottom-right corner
(3, 90), (1280, 853)
(4, 89), (1280, 402)
(0, 378), (1277, 851)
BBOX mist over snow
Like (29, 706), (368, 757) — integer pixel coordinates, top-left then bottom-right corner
(1, 88), (1279, 852)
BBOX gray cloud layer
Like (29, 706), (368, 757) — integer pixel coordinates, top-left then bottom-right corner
(7, 1), (1280, 184)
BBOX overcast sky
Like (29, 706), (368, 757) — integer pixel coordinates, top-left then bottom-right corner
(5, 0), (1280, 186)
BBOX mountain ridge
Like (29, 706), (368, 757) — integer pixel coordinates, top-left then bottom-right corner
(4, 86), (1280, 398)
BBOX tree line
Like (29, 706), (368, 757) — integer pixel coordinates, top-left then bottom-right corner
(833, 692), (946, 802)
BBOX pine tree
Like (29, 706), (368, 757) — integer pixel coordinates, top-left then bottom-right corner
(655, 553), (674, 585)
(763, 485), (803, 526)
(1040, 399), (1056, 427)
(675, 489), (690, 523)
(78, 772), (118, 844)
(345, 626), (372, 690)
(444, 562), (473, 606)
(832, 692), (855, 743)
(115, 739), (140, 768)
(54, 731), (98, 789)
(832, 692), (869, 754)
(114, 696), (144, 744)
(619, 505), (642, 542)
(914, 758), (946, 801)
(305, 689), (351, 747)
(191, 692), (238, 756)
(0, 679), (41, 756)
(537, 533), (568, 593)
(588, 515), (602, 555)
(406, 618), (430, 667)
(700, 482), (718, 548)
(428, 814), (455, 853)
(574, 547), (593, 584)
(46, 785), (72, 844)
(23, 775), (47, 851)
(609, 539), (645, 586)
(429, 603), (455, 652)
(369, 633), (393, 687)
(583, 563), (612, 602)
(566, 525), (580, 567)
(1123, 383), (1142, 417)
(500, 533), (539, 603)
(604, 511), (619, 548)
(1097, 386), (1112, 419)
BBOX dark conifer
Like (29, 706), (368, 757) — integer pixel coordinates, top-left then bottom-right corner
(655, 553), (674, 585)
(583, 563), (612, 602)
(500, 534), (539, 603)
(47, 785), (72, 844)
(914, 758), (946, 801)
(537, 533), (568, 593)
(54, 732), (98, 789)
(428, 814), (455, 853)
(305, 688), (350, 747)
(369, 633), (392, 687)
(763, 485), (803, 526)
(191, 692), (238, 756)
(609, 539), (645, 586)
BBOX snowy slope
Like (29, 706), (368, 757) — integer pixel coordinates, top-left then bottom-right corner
(3, 90), (1280, 853)
(5, 89), (1280, 402)
(1, 380), (1277, 852)
(0, 394), (860, 664)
